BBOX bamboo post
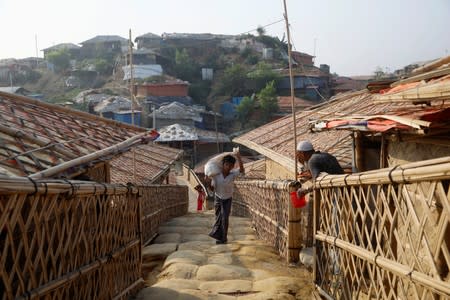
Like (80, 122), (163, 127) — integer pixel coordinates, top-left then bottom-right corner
(129, 29), (136, 182)
(283, 0), (298, 180)
(287, 182), (302, 263)
(312, 188), (320, 285)
(355, 131), (363, 172)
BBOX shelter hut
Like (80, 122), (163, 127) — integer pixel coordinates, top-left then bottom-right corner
(232, 56), (450, 299)
(0, 91), (188, 299)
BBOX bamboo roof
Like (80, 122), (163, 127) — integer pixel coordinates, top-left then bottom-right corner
(0, 92), (178, 179)
(110, 143), (182, 184)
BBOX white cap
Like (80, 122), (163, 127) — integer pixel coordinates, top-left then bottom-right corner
(296, 140), (314, 152)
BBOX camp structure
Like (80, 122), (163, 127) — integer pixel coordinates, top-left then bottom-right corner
(0, 91), (187, 299)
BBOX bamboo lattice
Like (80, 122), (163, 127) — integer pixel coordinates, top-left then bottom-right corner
(314, 160), (450, 299)
(140, 184), (189, 245)
(233, 179), (311, 260)
(0, 176), (142, 300)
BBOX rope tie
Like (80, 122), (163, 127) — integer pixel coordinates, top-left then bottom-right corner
(43, 182), (48, 198)
(374, 254), (380, 267)
(26, 177), (38, 196)
(343, 174), (350, 188)
(62, 179), (76, 198)
(388, 165), (400, 185)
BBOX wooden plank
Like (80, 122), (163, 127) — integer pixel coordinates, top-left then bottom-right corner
(287, 183), (302, 263)
(410, 56), (450, 76)
(391, 67), (450, 87)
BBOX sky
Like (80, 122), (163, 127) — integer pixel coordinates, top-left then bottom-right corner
(0, 0), (449, 76)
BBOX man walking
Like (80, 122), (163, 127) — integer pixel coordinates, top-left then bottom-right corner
(207, 153), (244, 244)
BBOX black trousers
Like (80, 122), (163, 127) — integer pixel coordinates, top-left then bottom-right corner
(209, 196), (232, 243)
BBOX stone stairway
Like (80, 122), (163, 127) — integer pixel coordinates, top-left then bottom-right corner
(136, 212), (313, 300)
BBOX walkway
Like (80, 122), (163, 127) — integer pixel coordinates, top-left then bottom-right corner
(136, 211), (314, 299)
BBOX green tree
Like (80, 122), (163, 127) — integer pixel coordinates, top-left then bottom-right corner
(257, 80), (278, 122)
(247, 62), (280, 91)
(236, 96), (255, 124)
(174, 48), (198, 81)
(47, 49), (71, 73)
(93, 58), (112, 75)
(256, 26), (266, 36)
(217, 64), (249, 96)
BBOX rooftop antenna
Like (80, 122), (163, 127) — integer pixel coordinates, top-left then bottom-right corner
(283, 0), (298, 180)
(313, 38), (317, 65)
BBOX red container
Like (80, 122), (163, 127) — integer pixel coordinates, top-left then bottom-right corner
(290, 191), (307, 208)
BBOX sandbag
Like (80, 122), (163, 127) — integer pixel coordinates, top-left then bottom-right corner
(204, 148), (239, 177)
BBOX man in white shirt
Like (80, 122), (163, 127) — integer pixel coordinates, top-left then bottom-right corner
(207, 153), (244, 244)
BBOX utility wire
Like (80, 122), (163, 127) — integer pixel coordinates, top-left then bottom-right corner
(288, 25), (327, 101)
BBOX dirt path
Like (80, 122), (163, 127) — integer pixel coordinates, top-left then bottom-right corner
(136, 212), (314, 300)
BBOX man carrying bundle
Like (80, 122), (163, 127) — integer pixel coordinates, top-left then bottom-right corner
(205, 152), (244, 244)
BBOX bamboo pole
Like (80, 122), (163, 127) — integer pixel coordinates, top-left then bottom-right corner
(315, 159), (450, 187)
(283, 0), (298, 180)
(129, 29), (137, 182)
(315, 232), (450, 296)
(29, 132), (149, 179)
(391, 67), (450, 88)
(410, 56), (450, 76)
(0, 176), (133, 195)
(0, 124), (78, 160)
(287, 183), (302, 263)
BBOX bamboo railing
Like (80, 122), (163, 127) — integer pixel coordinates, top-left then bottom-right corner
(313, 157), (450, 299)
(140, 184), (189, 245)
(233, 179), (310, 263)
(0, 176), (189, 299)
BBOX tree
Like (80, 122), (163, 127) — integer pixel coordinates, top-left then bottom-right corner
(174, 48), (198, 81)
(256, 26), (266, 36)
(236, 96), (255, 125)
(217, 64), (249, 96)
(373, 66), (385, 80)
(247, 62), (280, 91)
(47, 49), (71, 73)
(257, 80), (278, 122)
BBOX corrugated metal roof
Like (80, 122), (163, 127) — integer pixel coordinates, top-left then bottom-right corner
(41, 43), (80, 52)
(154, 102), (202, 122)
(93, 96), (132, 113)
(80, 35), (128, 44)
(156, 123), (229, 143)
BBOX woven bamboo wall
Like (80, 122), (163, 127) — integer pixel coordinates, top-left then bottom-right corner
(140, 184), (189, 245)
(313, 159), (450, 299)
(233, 179), (309, 261)
(0, 177), (141, 300)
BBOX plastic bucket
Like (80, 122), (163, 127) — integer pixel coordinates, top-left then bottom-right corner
(290, 191), (306, 208)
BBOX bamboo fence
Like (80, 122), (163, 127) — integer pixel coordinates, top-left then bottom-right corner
(313, 158), (450, 299)
(140, 184), (189, 246)
(0, 176), (141, 300)
(233, 179), (311, 262)
(0, 175), (189, 299)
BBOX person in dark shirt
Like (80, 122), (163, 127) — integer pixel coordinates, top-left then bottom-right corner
(296, 140), (344, 197)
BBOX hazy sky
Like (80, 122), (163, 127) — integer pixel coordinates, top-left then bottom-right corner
(1, 0), (449, 75)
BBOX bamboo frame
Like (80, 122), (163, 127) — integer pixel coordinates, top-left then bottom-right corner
(232, 179), (311, 262)
(0, 91), (145, 132)
(0, 177), (141, 299)
(29, 132), (150, 179)
(313, 157), (450, 299)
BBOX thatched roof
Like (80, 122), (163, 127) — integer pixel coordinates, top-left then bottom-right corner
(0, 92), (180, 180)
(110, 143), (182, 185)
